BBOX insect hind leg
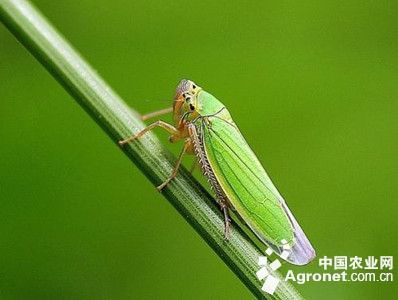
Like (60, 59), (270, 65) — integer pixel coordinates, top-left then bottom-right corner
(220, 202), (231, 240)
(157, 138), (191, 191)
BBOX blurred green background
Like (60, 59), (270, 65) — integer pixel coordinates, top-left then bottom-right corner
(1, 0), (397, 299)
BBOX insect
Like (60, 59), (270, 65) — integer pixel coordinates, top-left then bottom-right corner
(119, 79), (316, 265)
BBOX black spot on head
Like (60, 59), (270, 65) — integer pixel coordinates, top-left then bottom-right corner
(189, 104), (195, 111)
(192, 84), (196, 89)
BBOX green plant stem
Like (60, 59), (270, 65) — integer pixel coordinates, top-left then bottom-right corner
(0, 0), (302, 299)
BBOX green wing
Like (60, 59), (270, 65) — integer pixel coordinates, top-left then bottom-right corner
(201, 114), (293, 243)
(200, 110), (315, 265)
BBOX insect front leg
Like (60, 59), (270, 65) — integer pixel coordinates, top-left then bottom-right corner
(157, 138), (191, 191)
(141, 107), (173, 121)
(119, 120), (179, 145)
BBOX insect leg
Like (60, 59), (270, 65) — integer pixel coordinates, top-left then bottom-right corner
(119, 120), (179, 145)
(220, 203), (231, 240)
(141, 107), (173, 121)
(157, 138), (191, 191)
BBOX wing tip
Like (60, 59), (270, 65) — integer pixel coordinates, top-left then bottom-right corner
(278, 198), (317, 265)
(287, 242), (316, 266)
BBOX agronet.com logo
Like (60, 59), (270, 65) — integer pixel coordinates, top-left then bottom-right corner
(256, 253), (394, 295)
(285, 255), (394, 285)
(256, 251), (394, 296)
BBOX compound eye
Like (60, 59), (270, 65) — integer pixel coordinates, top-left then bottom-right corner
(185, 96), (191, 102)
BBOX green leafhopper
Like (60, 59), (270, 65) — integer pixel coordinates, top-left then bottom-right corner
(119, 79), (316, 265)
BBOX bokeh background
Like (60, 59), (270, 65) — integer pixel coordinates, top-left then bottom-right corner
(1, 0), (397, 299)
